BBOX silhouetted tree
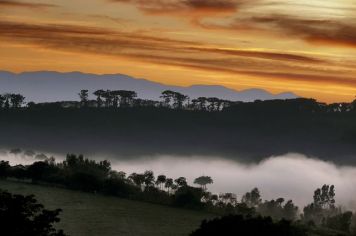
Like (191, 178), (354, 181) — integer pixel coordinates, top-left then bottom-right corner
(194, 176), (213, 191)
(62, 154), (111, 191)
(201, 192), (218, 205)
(109, 90), (137, 108)
(110, 90), (121, 107)
(242, 188), (262, 208)
(258, 198), (298, 221)
(160, 90), (174, 107)
(143, 170), (155, 187)
(303, 184), (337, 225)
(109, 170), (126, 180)
(283, 200), (299, 221)
(8, 94), (25, 108)
(160, 90), (188, 109)
(129, 173), (145, 189)
(0, 94), (5, 108)
(314, 185), (336, 209)
(165, 178), (174, 194)
(78, 90), (89, 107)
(117, 90), (137, 107)
(218, 193), (238, 207)
(207, 97), (221, 112)
(102, 90), (114, 107)
(173, 92), (188, 109)
(156, 175), (167, 190)
(175, 177), (188, 188)
(93, 89), (105, 107)
(0, 161), (10, 179)
(0, 190), (66, 236)
(195, 97), (207, 110)
(3, 93), (10, 108)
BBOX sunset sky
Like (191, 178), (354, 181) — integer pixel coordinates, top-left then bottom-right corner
(1, 0), (356, 102)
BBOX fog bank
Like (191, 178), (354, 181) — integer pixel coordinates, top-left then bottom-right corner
(110, 153), (356, 209)
(2, 151), (356, 209)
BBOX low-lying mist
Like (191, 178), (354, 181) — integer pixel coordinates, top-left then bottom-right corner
(109, 154), (356, 209)
(2, 151), (356, 209)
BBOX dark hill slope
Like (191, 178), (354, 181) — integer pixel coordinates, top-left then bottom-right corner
(0, 103), (355, 164)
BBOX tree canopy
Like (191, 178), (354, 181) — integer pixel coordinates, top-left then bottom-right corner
(0, 189), (66, 236)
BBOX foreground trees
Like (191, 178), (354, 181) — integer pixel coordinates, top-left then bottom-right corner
(0, 190), (66, 236)
(1, 154), (355, 235)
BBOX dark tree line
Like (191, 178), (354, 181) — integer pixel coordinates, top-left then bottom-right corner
(91, 89), (138, 108)
(3, 89), (356, 115)
(87, 89), (233, 111)
(201, 188), (299, 222)
(0, 156), (208, 209)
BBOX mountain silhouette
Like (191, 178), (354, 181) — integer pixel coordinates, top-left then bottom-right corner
(0, 71), (298, 102)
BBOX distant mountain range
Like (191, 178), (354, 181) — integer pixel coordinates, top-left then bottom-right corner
(0, 71), (298, 103)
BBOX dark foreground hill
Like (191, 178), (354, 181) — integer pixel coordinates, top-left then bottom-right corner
(0, 99), (356, 164)
(0, 180), (213, 236)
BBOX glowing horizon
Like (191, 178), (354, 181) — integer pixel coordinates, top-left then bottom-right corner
(1, 0), (356, 103)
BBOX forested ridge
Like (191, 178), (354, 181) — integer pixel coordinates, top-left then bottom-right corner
(0, 90), (355, 164)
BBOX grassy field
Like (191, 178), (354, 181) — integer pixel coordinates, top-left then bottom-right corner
(0, 180), (214, 236)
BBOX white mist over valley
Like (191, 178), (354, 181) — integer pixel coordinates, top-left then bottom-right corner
(2, 150), (356, 209)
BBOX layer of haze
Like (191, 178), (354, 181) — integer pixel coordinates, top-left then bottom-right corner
(2, 151), (356, 209)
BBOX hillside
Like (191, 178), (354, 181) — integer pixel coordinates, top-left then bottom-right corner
(0, 101), (356, 164)
(0, 180), (213, 236)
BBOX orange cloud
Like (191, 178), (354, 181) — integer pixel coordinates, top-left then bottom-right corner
(250, 15), (356, 48)
(188, 47), (324, 63)
(1, 20), (354, 89)
(109, 0), (251, 16)
(101, 1), (356, 51)
(207, 14), (356, 49)
(0, 20), (322, 62)
(0, 0), (57, 9)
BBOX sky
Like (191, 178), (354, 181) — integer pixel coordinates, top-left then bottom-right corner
(0, 0), (356, 102)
